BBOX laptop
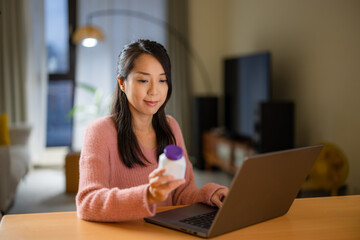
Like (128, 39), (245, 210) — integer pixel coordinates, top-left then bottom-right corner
(145, 145), (323, 238)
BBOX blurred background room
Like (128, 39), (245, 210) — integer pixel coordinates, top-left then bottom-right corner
(1, 0), (359, 215)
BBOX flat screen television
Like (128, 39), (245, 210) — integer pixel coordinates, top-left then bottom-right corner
(224, 52), (271, 140)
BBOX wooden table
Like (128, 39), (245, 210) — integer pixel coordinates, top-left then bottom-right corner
(1, 195), (359, 239)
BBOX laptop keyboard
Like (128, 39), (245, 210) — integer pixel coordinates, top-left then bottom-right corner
(180, 210), (217, 229)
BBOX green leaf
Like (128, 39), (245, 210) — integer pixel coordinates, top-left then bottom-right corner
(76, 82), (97, 94)
(94, 89), (104, 106)
(67, 106), (85, 119)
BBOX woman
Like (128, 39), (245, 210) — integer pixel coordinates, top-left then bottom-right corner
(76, 39), (228, 222)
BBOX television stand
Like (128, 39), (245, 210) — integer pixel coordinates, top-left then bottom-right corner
(202, 130), (255, 175)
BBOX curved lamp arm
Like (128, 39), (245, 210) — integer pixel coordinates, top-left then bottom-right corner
(72, 9), (213, 94)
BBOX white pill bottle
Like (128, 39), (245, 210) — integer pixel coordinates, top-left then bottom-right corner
(158, 144), (186, 180)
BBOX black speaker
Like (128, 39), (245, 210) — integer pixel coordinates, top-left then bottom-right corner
(192, 96), (218, 169)
(254, 101), (295, 153)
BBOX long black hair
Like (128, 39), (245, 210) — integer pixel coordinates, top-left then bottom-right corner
(111, 39), (176, 168)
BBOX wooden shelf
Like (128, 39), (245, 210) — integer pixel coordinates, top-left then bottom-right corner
(202, 131), (254, 175)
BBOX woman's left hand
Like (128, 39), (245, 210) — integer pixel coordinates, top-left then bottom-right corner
(211, 188), (229, 208)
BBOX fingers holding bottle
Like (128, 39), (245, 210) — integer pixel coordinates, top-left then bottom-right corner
(147, 168), (185, 204)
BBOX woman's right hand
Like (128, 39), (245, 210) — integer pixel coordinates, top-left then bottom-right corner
(147, 168), (185, 205)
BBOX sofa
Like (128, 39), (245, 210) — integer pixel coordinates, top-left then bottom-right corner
(0, 124), (31, 213)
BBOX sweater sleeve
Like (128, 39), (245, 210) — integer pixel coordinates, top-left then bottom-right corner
(75, 119), (156, 222)
(167, 116), (226, 206)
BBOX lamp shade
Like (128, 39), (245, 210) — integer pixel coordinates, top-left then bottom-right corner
(72, 25), (104, 47)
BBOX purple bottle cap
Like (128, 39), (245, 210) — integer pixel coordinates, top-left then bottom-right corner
(164, 144), (183, 160)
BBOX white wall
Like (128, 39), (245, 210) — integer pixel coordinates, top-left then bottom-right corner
(189, 0), (360, 193)
(188, 0), (227, 96)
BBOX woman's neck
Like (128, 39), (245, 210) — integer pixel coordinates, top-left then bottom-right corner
(132, 114), (153, 133)
(132, 114), (157, 150)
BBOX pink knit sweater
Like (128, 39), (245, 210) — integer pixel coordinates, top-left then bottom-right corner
(76, 115), (223, 222)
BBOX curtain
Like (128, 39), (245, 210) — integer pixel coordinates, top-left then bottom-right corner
(0, 0), (48, 164)
(166, 0), (194, 157)
(73, 0), (167, 151)
(0, 0), (27, 123)
(25, 0), (48, 164)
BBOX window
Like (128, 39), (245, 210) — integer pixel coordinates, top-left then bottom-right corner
(45, 0), (76, 147)
(45, 0), (69, 74)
